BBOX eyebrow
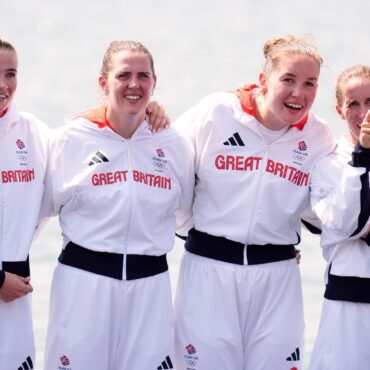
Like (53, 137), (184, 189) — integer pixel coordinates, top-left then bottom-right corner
(6, 68), (17, 72)
(284, 73), (318, 81)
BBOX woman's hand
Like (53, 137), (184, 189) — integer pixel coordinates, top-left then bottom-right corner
(146, 101), (170, 133)
(359, 110), (370, 148)
(0, 272), (33, 303)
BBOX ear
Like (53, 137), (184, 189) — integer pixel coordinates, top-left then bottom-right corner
(336, 104), (346, 120)
(99, 75), (108, 95)
(259, 73), (267, 94)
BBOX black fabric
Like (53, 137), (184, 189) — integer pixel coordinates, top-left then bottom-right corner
(350, 142), (370, 170)
(59, 242), (168, 280)
(2, 257), (30, 277)
(351, 170), (370, 237)
(175, 233), (187, 241)
(324, 268), (370, 303)
(361, 232), (370, 246)
(301, 219), (322, 235)
(0, 270), (5, 288)
(185, 228), (296, 265)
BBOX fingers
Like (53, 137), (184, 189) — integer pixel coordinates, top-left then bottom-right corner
(295, 249), (302, 265)
(0, 273), (33, 302)
(359, 109), (370, 148)
(146, 101), (171, 133)
(365, 109), (370, 122)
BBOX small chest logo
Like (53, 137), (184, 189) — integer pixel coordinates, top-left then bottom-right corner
(292, 141), (308, 165)
(16, 139), (25, 149)
(184, 344), (199, 369)
(153, 148), (168, 172)
(298, 141), (307, 151)
(15, 139), (28, 165)
(58, 355), (72, 370)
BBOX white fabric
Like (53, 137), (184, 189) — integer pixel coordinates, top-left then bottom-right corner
(173, 91), (367, 370)
(175, 252), (304, 370)
(0, 295), (35, 369)
(42, 116), (193, 368)
(41, 117), (194, 259)
(0, 103), (49, 263)
(174, 91), (337, 245)
(44, 264), (174, 370)
(309, 136), (370, 369)
(310, 136), (370, 279)
(0, 103), (48, 369)
(309, 299), (370, 370)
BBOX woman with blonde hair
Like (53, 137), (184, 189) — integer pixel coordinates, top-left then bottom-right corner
(0, 37), (49, 370)
(42, 40), (193, 370)
(174, 36), (369, 370)
(309, 65), (370, 370)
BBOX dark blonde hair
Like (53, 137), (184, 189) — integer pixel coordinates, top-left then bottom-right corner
(262, 35), (323, 75)
(0, 37), (17, 55)
(100, 40), (156, 78)
(335, 64), (370, 106)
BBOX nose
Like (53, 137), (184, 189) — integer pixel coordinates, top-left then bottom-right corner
(291, 85), (303, 97)
(0, 76), (6, 89)
(128, 77), (139, 88)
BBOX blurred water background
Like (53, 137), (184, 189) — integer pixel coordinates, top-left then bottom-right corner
(2, 1), (369, 368)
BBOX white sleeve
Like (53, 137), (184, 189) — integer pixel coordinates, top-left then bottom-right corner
(310, 152), (370, 248)
(174, 97), (214, 237)
(175, 137), (195, 237)
(39, 129), (64, 219)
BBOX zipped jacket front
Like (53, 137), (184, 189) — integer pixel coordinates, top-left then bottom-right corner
(41, 117), (194, 257)
(0, 103), (49, 266)
(175, 91), (363, 250)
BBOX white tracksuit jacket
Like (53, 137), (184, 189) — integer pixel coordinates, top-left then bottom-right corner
(310, 136), (370, 302)
(174, 92), (367, 253)
(41, 117), (194, 264)
(0, 102), (49, 271)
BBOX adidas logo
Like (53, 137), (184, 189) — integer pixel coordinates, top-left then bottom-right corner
(223, 132), (245, 146)
(157, 355), (173, 369)
(17, 356), (33, 370)
(286, 347), (300, 361)
(88, 150), (109, 166)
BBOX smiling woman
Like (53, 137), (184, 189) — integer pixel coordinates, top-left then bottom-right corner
(0, 37), (49, 370)
(0, 40), (17, 116)
(98, 40), (157, 138)
(40, 40), (194, 370)
(172, 34), (369, 370)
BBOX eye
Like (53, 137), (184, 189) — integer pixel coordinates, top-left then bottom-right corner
(282, 77), (294, 84)
(347, 100), (359, 109)
(138, 72), (150, 80)
(365, 98), (370, 106)
(305, 81), (316, 88)
(117, 72), (130, 80)
(5, 71), (17, 79)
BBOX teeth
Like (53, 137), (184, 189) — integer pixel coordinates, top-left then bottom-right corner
(286, 103), (303, 110)
(0, 94), (7, 99)
(125, 95), (140, 100)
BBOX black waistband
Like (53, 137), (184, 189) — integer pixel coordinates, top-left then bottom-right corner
(185, 228), (296, 265)
(324, 270), (370, 303)
(2, 257), (30, 277)
(59, 242), (168, 281)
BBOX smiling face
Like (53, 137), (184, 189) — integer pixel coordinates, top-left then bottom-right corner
(0, 49), (17, 117)
(99, 50), (156, 124)
(258, 53), (320, 130)
(336, 75), (370, 143)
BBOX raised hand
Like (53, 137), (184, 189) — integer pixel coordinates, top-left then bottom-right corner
(359, 110), (370, 149)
